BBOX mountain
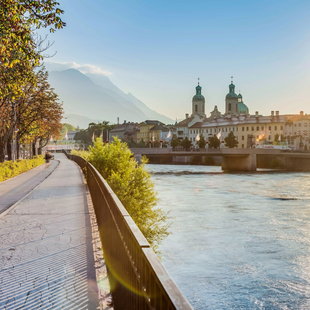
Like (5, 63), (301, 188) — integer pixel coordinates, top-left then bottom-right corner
(48, 69), (173, 128)
(86, 73), (174, 124)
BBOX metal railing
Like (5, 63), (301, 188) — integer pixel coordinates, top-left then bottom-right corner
(63, 151), (193, 310)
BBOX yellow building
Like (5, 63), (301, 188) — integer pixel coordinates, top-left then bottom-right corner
(137, 120), (165, 142)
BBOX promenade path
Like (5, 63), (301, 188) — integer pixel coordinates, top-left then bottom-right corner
(0, 160), (59, 215)
(0, 154), (100, 309)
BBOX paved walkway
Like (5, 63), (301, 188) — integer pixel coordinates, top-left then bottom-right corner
(0, 153), (100, 309)
(0, 160), (59, 215)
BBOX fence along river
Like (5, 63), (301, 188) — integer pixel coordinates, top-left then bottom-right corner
(149, 163), (310, 309)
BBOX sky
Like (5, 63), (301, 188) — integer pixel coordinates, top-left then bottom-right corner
(42, 0), (310, 119)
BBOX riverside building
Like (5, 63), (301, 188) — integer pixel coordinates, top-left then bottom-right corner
(176, 79), (294, 148)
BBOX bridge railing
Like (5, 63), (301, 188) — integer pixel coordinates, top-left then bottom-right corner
(63, 150), (193, 310)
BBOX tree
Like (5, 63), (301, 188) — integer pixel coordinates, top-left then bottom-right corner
(198, 134), (206, 148)
(170, 135), (179, 149)
(274, 134), (280, 142)
(72, 138), (170, 253)
(224, 131), (239, 148)
(209, 134), (220, 149)
(181, 137), (192, 151)
(0, 0), (66, 99)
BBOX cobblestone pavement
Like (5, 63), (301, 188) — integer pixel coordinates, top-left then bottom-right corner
(0, 159), (59, 215)
(0, 153), (100, 309)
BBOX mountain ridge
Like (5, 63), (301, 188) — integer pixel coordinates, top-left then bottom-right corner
(48, 69), (173, 128)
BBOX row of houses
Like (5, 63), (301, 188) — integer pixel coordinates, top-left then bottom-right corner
(108, 120), (173, 143)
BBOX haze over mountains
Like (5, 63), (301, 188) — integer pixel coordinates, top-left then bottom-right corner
(48, 69), (173, 128)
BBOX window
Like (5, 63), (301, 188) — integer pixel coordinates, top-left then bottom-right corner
(190, 137), (192, 141)
(275, 126), (277, 130)
(269, 126), (271, 131)
(251, 127), (254, 131)
(242, 144), (244, 148)
(206, 129), (208, 133)
(262, 126), (264, 130)
(229, 127), (231, 131)
(246, 127), (249, 131)
(228, 103), (231, 111)
(280, 126), (283, 130)
(294, 124), (297, 127)
(242, 127), (244, 131)
(242, 136), (244, 140)
(257, 127), (259, 131)
(226, 128), (228, 132)
(268, 135), (271, 140)
(210, 129), (212, 133)
(195, 105), (198, 112)
(190, 130), (192, 134)
(299, 123), (301, 127)
(233, 127), (235, 132)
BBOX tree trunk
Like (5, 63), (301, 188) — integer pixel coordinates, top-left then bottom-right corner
(32, 142), (36, 158)
(16, 132), (20, 159)
(38, 138), (43, 155)
(7, 135), (12, 161)
(0, 139), (5, 163)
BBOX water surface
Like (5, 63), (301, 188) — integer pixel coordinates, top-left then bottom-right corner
(148, 164), (310, 309)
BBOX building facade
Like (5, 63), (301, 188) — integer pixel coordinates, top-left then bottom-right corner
(175, 80), (300, 148)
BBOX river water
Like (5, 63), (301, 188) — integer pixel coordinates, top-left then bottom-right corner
(148, 164), (310, 310)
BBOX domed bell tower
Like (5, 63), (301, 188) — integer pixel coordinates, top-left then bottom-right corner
(191, 79), (206, 117)
(225, 77), (238, 115)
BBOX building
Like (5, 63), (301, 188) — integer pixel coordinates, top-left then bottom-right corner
(284, 111), (310, 150)
(137, 120), (165, 142)
(109, 121), (139, 141)
(175, 80), (295, 148)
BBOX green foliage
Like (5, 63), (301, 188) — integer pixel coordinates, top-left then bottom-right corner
(181, 137), (192, 150)
(209, 134), (221, 149)
(0, 156), (44, 182)
(71, 138), (170, 253)
(224, 131), (239, 148)
(170, 136), (180, 148)
(274, 134), (279, 142)
(61, 124), (75, 134)
(198, 134), (206, 148)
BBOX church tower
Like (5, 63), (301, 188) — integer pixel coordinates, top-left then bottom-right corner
(191, 80), (206, 117)
(225, 77), (238, 115)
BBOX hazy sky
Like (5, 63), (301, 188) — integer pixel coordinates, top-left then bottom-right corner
(43, 0), (310, 119)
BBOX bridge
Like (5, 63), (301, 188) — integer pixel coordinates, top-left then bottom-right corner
(130, 148), (310, 171)
(0, 153), (192, 309)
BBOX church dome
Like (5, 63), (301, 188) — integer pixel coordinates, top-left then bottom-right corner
(192, 94), (205, 101)
(226, 83), (238, 99)
(192, 84), (205, 101)
(238, 101), (249, 114)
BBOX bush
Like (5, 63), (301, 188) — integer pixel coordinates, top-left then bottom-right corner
(0, 156), (45, 182)
(72, 138), (170, 253)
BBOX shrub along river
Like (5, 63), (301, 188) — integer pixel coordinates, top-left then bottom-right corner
(148, 164), (310, 310)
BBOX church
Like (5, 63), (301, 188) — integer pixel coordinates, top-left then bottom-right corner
(175, 79), (286, 148)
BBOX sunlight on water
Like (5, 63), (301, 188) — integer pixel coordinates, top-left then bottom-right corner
(147, 164), (310, 310)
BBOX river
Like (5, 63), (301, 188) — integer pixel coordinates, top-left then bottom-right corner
(148, 164), (310, 310)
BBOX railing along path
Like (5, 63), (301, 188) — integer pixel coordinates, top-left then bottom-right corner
(63, 151), (193, 310)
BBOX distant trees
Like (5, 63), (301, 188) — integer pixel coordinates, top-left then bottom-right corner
(170, 135), (180, 149)
(209, 134), (220, 149)
(224, 132), (239, 148)
(181, 137), (192, 150)
(197, 134), (206, 148)
(74, 121), (117, 147)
